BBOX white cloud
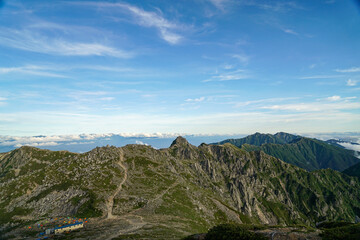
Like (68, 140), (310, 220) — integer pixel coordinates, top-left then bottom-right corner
(158, 28), (182, 45)
(347, 79), (357, 86)
(117, 133), (181, 138)
(203, 69), (248, 82)
(234, 97), (299, 108)
(185, 97), (205, 102)
(223, 64), (234, 69)
(261, 100), (360, 112)
(0, 65), (67, 78)
(209, 0), (230, 11)
(99, 97), (115, 101)
(0, 97), (6, 106)
(299, 75), (343, 79)
(0, 27), (132, 58)
(76, 65), (135, 72)
(336, 67), (360, 73)
(338, 142), (360, 152)
(14, 141), (59, 147)
(121, 3), (182, 44)
(243, 1), (303, 12)
(135, 140), (149, 146)
(282, 28), (298, 35)
(232, 54), (249, 64)
(326, 95), (341, 101)
(76, 2), (183, 44)
(0, 133), (114, 148)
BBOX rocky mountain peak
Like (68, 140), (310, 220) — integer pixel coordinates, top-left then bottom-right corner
(170, 136), (191, 148)
(169, 136), (199, 159)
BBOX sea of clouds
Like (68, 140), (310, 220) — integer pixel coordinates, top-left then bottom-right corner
(0, 133), (246, 153)
(1, 132), (359, 154)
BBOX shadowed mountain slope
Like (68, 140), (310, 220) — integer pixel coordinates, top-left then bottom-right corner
(343, 162), (360, 178)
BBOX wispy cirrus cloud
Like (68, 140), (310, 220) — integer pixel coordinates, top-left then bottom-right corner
(232, 54), (250, 64)
(282, 28), (298, 35)
(347, 79), (357, 86)
(203, 69), (249, 82)
(261, 98), (360, 112)
(299, 75), (343, 79)
(0, 27), (133, 58)
(0, 97), (6, 106)
(185, 97), (205, 102)
(208, 0), (231, 11)
(234, 97), (299, 108)
(326, 95), (341, 101)
(0, 65), (67, 78)
(121, 3), (183, 44)
(209, 0), (303, 13)
(243, 1), (304, 12)
(73, 2), (184, 44)
(335, 67), (360, 73)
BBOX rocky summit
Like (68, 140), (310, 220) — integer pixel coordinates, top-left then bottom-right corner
(1, 136), (360, 239)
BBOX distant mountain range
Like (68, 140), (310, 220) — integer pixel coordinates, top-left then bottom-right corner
(1, 134), (360, 239)
(214, 132), (360, 171)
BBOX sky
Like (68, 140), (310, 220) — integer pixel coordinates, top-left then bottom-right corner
(0, 0), (360, 137)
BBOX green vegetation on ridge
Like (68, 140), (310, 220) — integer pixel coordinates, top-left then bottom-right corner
(216, 132), (359, 171)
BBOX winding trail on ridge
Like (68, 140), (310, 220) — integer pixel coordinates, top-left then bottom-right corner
(101, 148), (180, 239)
(100, 148), (147, 240)
(106, 148), (127, 219)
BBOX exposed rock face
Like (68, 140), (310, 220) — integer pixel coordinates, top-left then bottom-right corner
(1, 137), (360, 238)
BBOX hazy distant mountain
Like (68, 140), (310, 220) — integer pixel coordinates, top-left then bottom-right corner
(214, 133), (360, 171)
(1, 137), (360, 239)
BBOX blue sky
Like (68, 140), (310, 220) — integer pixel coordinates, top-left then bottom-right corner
(0, 0), (359, 136)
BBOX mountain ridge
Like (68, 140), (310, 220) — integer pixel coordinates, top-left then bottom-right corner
(214, 132), (300, 147)
(1, 136), (360, 239)
(214, 132), (360, 171)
